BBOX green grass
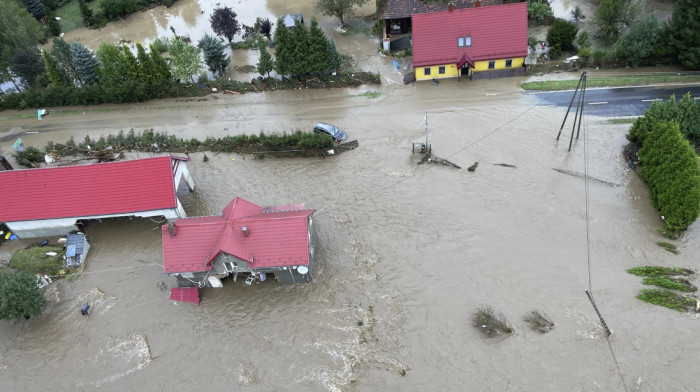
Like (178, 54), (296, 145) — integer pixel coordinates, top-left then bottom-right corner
(636, 288), (697, 312)
(642, 276), (697, 292)
(521, 74), (700, 91)
(54, 0), (107, 33)
(606, 118), (637, 124)
(627, 266), (694, 277)
(9, 246), (65, 276)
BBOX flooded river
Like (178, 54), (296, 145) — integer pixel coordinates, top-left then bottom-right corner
(1, 1), (700, 391)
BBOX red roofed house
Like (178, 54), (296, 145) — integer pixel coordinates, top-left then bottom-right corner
(162, 197), (317, 287)
(0, 156), (194, 238)
(411, 2), (527, 81)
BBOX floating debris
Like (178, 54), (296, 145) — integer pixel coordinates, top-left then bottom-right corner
(524, 310), (555, 333)
(473, 306), (514, 337)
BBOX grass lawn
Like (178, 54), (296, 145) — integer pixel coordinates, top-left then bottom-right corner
(9, 246), (66, 276)
(54, 0), (107, 34)
(521, 74), (700, 91)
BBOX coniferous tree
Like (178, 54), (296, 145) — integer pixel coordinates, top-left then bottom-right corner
(22, 0), (46, 20)
(210, 7), (240, 43)
(326, 39), (342, 72)
(41, 49), (68, 87)
(290, 19), (311, 75)
(78, 0), (94, 26)
(256, 36), (273, 77)
(122, 44), (140, 81)
(71, 41), (99, 85)
(135, 42), (154, 81)
(669, 0), (700, 70)
(307, 18), (329, 73)
(273, 17), (293, 76)
(9, 48), (45, 86)
(198, 34), (229, 76)
(51, 38), (81, 85)
(149, 44), (172, 82)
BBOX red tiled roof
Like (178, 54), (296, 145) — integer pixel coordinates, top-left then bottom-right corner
(0, 156), (178, 222)
(380, 0), (502, 19)
(170, 287), (200, 305)
(411, 2), (528, 67)
(162, 197), (315, 274)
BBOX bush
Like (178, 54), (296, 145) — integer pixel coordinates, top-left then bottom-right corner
(528, 0), (554, 25)
(628, 93), (700, 150)
(546, 19), (578, 52)
(0, 272), (47, 320)
(616, 14), (662, 67)
(14, 146), (44, 167)
(548, 44), (561, 59)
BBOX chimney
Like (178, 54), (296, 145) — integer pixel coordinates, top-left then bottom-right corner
(168, 222), (177, 236)
(242, 226), (249, 237)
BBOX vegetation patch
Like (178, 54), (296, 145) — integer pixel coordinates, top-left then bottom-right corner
(14, 146), (45, 168)
(354, 91), (380, 99)
(524, 310), (555, 334)
(0, 271), (47, 320)
(520, 75), (700, 91)
(642, 276), (697, 293)
(606, 118), (637, 124)
(656, 241), (679, 254)
(473, 306), (514, 337)
(627, 266), (694, 277)
(636, 289), (697, 312)
(9, 246), (65, 276)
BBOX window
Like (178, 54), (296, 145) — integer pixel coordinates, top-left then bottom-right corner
(438, 66), (446, 74)
(505, 59), (513, 67)
(488, 61), (495, 69)
(458, 37), (464, 47)
(465, 36), (472, 47)
(424, 67), (431, 76)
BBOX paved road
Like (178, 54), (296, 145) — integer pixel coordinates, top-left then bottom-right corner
(528, 84), (700, 117)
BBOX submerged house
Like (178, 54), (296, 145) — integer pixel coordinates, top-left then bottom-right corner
(411, 2), (527, 81)
(64, 233), (90, 267)
(0, 156), (194, 238)
(162, 197), (316, 288)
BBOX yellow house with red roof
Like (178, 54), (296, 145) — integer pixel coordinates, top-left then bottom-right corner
(411, 2), (528, 81)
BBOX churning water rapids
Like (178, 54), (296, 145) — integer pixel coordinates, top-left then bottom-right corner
(1, 1), (700, 391)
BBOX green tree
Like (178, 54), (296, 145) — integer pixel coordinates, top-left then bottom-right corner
(290, 19), (311, 75)
(0, 272), (47, 320)
(168, 38), (201, 83)
(326, 39), (342, 71)
(273, 16), (293, 76)
(616, 14), (662, 67)
(9, 48), (45, 86)
(638, 121), (700, 232)
(22, 0), (46, 20)
(78, 0), (94, 26)
(122, 44), (140, 81)
(198, 34), (229, 76)
(570, 4), (585, 22)
(51, 37), (81, 85)
(307, 18), (329, 73)
(149, 44), (172, 81)
(210, 7), (240, 43)
(546, 19), (578, 52)
(575, 30), (590, 51)
(135, 42), (155, 81)
(669, 0), (700, 70)
(256, 36), (273, 77)
(314, 0), (370, 27)
(528, 0), (554, 24)
(71, 41), (99, 85)
(628, 93), (700, 147)
(0, 0), (44, 71)
(41, 49), (68, 87)
(96, 42), (128, 85)
(594, 0), (641, 45)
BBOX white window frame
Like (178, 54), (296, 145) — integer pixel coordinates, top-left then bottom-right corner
(458, 37), (464, 47)
(465, 36), (472, 47)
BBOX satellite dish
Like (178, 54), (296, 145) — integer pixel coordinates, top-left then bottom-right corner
(297, 266), (309, 275)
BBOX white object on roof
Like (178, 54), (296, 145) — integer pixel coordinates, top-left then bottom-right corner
(208, 275), (223, 287)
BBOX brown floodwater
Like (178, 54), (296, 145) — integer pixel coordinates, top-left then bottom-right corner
(2, 1), (700, 391)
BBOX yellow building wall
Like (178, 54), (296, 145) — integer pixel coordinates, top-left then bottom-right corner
(473, 57), (525, 72)
(415, 63), (459, 81)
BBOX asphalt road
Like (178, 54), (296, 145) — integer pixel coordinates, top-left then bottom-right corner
(528, 84), (700, 117)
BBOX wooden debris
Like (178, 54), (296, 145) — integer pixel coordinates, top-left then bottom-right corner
(494, 163), (516, 168)
(428, 155), (461, 169)
(224, 90), (240, 95)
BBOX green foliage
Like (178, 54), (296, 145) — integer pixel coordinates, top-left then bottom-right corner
(594, 0), (641, 45)
(135, 42), (154, 82)
(168, 38), (202, 83)
(527, 0), (554, 25)
(47, 17), (61, 37)
(669, 0), (700, 70)
(575, 30), (590, 51)
(151, 37), (170, 53)
(9, 48), (45, 86)
(9, 246), (65, 275)
(637, 121), (700, 232)
(548, 44), (561, 59)
(256, 37), (273, 77)
(546, 19), (578, 52)
(314, 0), (370, 27)
(0, 272), (47, 320)
(78, 0), (94, 25)
(13, 146), (44, 167)
(96, 42), (128, 85)
(636, 289), (697, 312)
(100, 0), (148, 21)
(656, 241), (679, 254)
(149, 44), (172, 81)
(616, 14), (662, 67)
(570, 4), (585, 22)
(308, 18), (329, 73)
(642, 276), (696, 292)
(52, 37), (81, 85)
(627, 266), (693, 277)
(210, 6), (239, 43)
(628, 93), (700, 149)
(41, 49), (68, 87)
(0, 0), (45, 83)
(71, 41), (100, 85)
(23, 0), (46, 20)
(198, 34), (229, 76)
(327, 39), (342, 71)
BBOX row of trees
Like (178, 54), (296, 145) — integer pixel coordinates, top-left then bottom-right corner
(628, 94), (700, 232)
(268, 17), (342, 77)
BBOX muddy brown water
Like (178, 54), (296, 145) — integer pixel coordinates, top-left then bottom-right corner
(2, 1), (700, 391)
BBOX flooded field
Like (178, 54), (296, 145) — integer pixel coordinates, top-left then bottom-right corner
(1, 1), (699, 391)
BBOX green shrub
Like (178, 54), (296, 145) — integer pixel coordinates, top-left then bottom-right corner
(548, 44), (561, 59)
(642, 276), (697, 292)
(14, 146), (44, 168)
(627, 266), (694, 277)
(616, 14), (662, 67)
(628, 93), (700, 146)
(0, 271), (47, 320)
(546, 19), (578, 52)
(575, 30), (590, 51)
(528, 0), (554, 25)
(636, 288), (697, 312)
